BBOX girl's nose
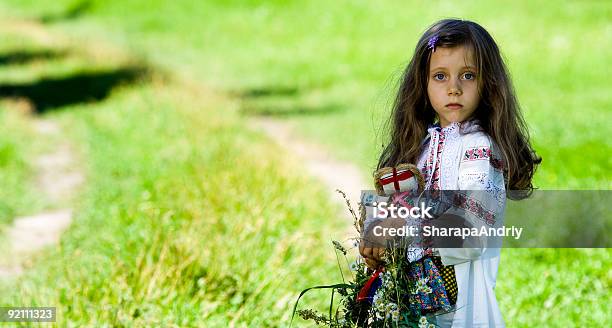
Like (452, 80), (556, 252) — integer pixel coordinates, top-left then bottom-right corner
(448, 84), (462, 96)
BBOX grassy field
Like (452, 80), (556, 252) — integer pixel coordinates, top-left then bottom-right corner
(2, 0), (609, 188)
(0, 29), (347, 325)
(0, 1), (610, 327)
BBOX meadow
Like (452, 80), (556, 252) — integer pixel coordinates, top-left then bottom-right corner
(0, 0), (609, 326)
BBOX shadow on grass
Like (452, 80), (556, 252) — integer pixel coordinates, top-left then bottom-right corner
(39, 0), (93, 24)
(0, 67), (148, 113)
(0, 50), (66, 66)
(241, 103), (344, 117)
(237, 86), (343, 117)
(238, 86), (299, 98)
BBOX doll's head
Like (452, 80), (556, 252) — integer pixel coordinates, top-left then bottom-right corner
(378, 19), (541, 197)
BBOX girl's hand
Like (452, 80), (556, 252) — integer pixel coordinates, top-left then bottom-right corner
(359, 244), (384, 269)
(359, 217), (407, 269)
(364, 257), (382, 270)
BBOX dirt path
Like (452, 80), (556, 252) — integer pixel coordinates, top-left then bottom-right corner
(249, 117), (370, 239)
(0, 118), (84, 278)
(0, 18), (90, 278)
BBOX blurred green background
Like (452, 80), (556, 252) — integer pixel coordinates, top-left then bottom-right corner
(0, 0), (609, 326)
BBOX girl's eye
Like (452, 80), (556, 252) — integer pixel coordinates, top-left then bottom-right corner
(433, 73), (445, 80)
(463, 72), (475, 80)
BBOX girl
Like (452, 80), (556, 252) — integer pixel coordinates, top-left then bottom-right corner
(360, 19), (541, 327)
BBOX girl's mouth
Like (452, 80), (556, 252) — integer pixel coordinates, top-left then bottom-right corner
(446, 103), (463, 110)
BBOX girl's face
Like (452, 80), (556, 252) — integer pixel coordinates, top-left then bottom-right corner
(427, 45), (480, 127)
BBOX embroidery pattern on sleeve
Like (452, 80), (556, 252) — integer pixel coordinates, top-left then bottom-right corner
(452, 192), (496, 226)
(463, 146), (505, 172)
(463, 147), (490, 161)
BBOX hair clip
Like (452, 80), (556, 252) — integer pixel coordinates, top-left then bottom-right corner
(427, 35), (439, 52)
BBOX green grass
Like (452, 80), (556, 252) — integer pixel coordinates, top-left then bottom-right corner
(497, 249), (610, 326)
(0, 80), (348, 325)
(0, 1), (610, 327)
(0, 26), (349, 325)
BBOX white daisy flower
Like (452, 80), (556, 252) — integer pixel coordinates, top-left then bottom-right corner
(391, 309), (400, 321)
(385, 302), (398, 313)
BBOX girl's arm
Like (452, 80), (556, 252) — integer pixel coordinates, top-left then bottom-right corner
(436, 134), (506, 266)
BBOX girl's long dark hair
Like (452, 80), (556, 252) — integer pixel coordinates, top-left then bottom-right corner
(377, 18), (541, 199)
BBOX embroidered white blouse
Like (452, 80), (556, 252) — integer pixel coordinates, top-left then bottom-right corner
(417, 119), (506, 328)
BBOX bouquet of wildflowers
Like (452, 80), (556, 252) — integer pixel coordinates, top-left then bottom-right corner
(292, 164), (454, 328)
(291, 188), (456, 327)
